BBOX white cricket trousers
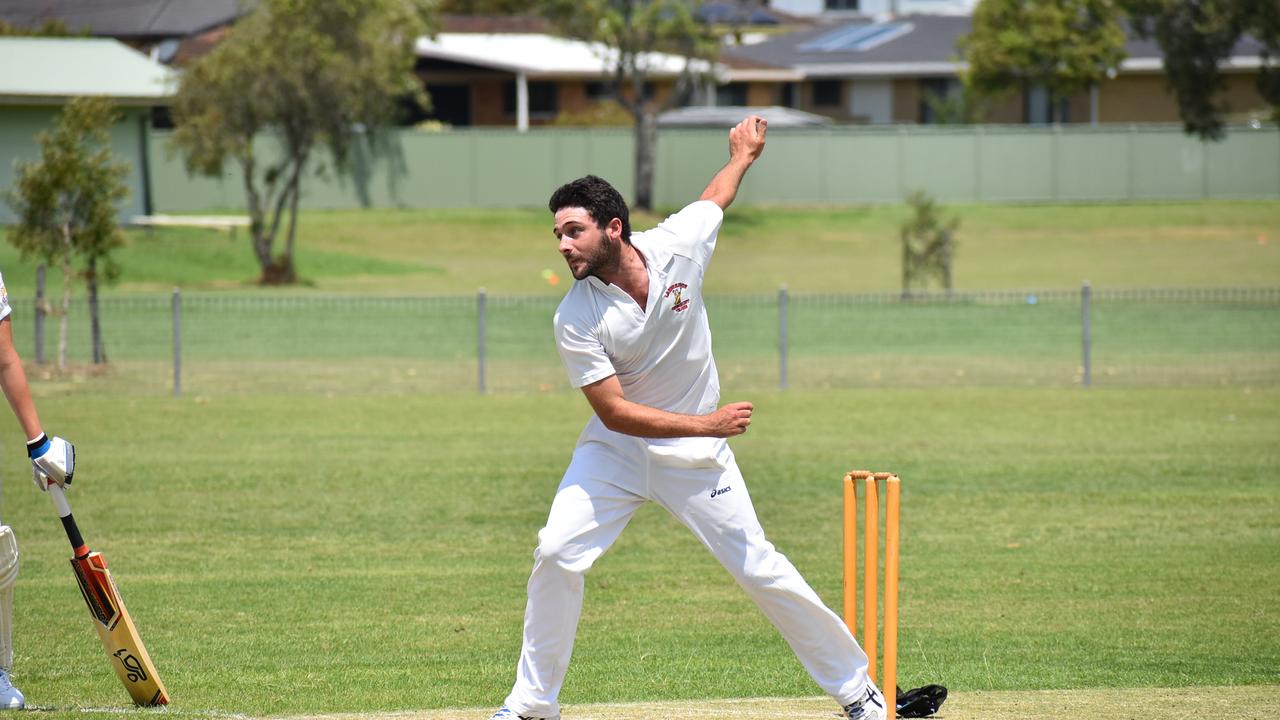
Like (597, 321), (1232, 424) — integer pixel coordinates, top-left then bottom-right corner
(503, 439), (870, 718)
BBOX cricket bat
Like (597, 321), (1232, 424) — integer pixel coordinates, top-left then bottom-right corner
(46, 484), (169, 706)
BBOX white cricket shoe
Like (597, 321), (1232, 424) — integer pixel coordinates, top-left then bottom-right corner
(0, 669), (24, 710)
(841, 682), (887, 720)
(488, 705), (558, 720)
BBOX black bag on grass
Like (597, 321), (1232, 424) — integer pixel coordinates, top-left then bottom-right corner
(896, 684), (947, 718)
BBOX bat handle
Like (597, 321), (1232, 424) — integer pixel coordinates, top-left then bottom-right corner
(47, 485), (89, 558)
(48, 483), (72, 517)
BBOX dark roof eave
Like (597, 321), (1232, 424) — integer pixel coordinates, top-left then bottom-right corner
(99, 17), (242, 40)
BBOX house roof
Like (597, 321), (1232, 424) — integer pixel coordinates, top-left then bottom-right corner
(722, 14), (1274, 79)
(415, 33), (714, 79)
(0, 37), (176, 103)
(0, 0), (247, 38)
(695, 1), (784, 25)
(723, 14), (969, 77)
(717, 51), (804, 82)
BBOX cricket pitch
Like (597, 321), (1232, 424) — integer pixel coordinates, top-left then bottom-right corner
(277, 685), (1280, 720)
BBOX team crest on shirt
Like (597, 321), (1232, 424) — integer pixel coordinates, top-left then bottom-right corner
(664, 282), (690, 312)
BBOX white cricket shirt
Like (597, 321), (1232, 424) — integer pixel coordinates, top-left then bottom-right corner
(554, 201), (730, 464)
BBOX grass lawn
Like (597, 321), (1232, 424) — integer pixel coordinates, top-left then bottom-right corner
(0, 201), (1275, 296)
(6, 386), (1277, 717)
(0, 200), (1275, 717)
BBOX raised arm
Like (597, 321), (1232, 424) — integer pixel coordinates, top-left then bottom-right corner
(580, 375), (752, 439)
(698, 115), (768, 211)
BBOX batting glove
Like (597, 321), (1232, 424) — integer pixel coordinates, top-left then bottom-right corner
(28, 434), (75, 490)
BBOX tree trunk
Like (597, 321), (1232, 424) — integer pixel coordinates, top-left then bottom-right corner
(633, 110), (658, 211)
(941, 228), (954, 297)
(58, 224), (72, 371)
(257, 153), (307, 285)
(252, 228), (274, 272)
(901, 232), (913, 301)
(241, 156), (275, 273)
(281, 172), (302, 282)
(58, 260), (71, 372)
(87, 256), (106, 364)
(258, 181), (298, 285)
(35, 264), (46, 365)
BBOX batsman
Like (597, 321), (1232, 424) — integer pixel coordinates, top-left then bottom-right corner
(0, 270), (76, 710)
(489, 117), (887, 720)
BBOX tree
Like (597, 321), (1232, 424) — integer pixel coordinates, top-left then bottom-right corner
(961, 0), (1128, 122)
(0, 19), (83, 36)
(922, 85), (983, 124)
(540, 0), (720, 210)
(439, 0), (540, 12)
(171, 0), (436, 284)
(5, 97), (129, 368)
(899, 192), (958, 299)
(1123, 0), (1280, 139)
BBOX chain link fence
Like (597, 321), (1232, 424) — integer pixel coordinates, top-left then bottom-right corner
(14, 286), (1279, 396)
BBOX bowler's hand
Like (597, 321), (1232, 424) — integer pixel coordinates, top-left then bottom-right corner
(728, 115), (767, 164)
(706, 401), (753, 437)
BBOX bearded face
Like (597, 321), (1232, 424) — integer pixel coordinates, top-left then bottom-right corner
(554, 207), (622, 281)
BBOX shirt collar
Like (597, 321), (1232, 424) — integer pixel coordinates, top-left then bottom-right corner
(584, 236), (666, 293)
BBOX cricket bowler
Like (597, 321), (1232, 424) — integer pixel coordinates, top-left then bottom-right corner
(489, 117), (887, 720)
(0, 270), (76, 710)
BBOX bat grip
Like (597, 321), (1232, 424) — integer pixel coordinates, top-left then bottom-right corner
(47, 485), (88, 558)
(48, 483), (72, 517)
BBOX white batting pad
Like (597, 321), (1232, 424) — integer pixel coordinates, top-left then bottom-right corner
(0, 526), (17, 671)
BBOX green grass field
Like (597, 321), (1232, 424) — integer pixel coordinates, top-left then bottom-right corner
(0, 201), (1276, 717)
(7, 387), (1278, 717)
(0, 201), (1276, 295)
(1, 200), (1277, 395)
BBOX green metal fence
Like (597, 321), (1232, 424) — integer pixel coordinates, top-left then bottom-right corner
(17, 286), (1279, 396)
(145, 124), (1280, 213)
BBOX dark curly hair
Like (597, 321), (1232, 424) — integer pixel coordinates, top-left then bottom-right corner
(548, 175), (631, 243)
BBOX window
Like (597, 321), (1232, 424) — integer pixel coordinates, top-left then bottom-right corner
(918, 77), (957, 124)
(778, 82), (798, 108)
(504, 81), (559, 119)
(585, 82), (614, 101)
(1024, 84), (1071, 124)
(151, 105), (174, 129)
(825, 0), (859, 9)
(716, 83), (749, 106)
(812, 80), (842, 107)
(418, 84), (471, 126)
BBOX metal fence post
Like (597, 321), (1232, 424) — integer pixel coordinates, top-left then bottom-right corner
(34, 265), (45, 364)
(973, 125), (983, 202)
(1198, 136), (1208, 198)
(477, 287), (487, 394)
(1051, 124), (1062, 202)
(1081, 281), (1092, 388)
(172, 287), (182, 397)
(1126, 126), (1137, 201)
(778, 285), (789, 390)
